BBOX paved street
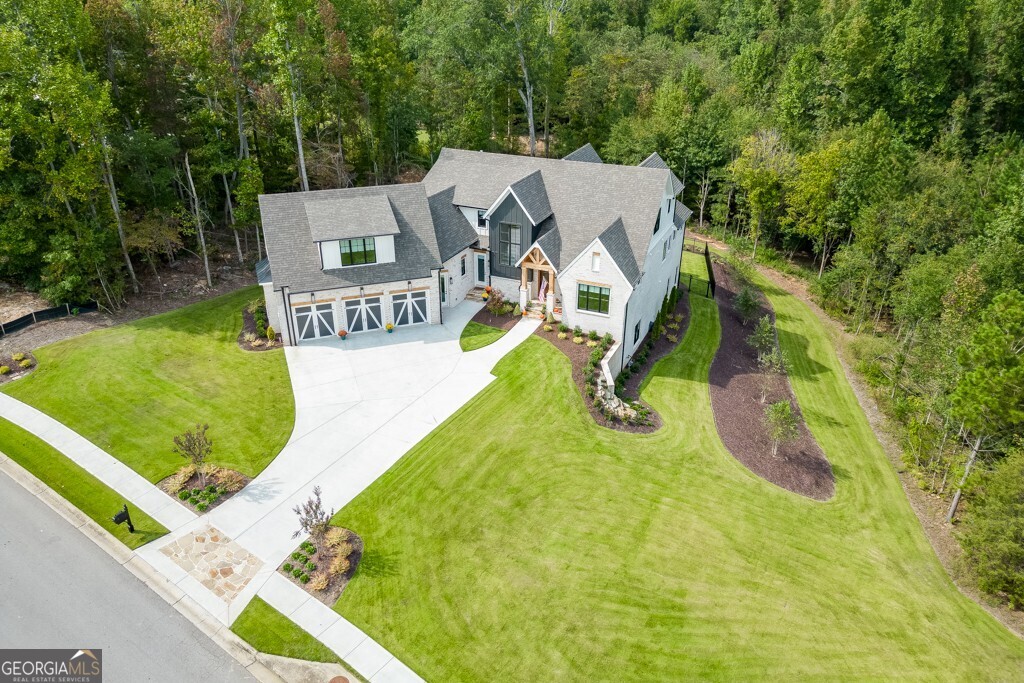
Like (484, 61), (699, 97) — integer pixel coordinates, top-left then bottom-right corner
(0, 472), (255, 683)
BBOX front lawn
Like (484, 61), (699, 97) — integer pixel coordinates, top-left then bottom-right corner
(459, 321), (507, 351)
(329, 289), (1024, 680)
(0, 417), (167, 548)
(2, 288), (294, 483)
(231, 597), (341, 664)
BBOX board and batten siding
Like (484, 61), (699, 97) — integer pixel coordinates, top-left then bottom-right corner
(488, 193), (533, 280)
(319, 235), (396, 270)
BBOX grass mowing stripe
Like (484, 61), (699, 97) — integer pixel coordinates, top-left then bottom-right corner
(231, 597), (343, 665)
(0, 417), (167, 548)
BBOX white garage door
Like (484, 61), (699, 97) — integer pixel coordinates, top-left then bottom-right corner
(294, 303), (336, 341)
(344, 296), (384, 333)
(391, 291), (429, 327)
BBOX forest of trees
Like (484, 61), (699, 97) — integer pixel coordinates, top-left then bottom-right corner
(2, 0), (1022, 605)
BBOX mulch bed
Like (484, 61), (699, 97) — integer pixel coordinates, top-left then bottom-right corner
(709, 260), (834, 501)
(158, 467), (251, 513)
(470, 305), (520, 332)
(534, 325), (662, 434)
(237, 307), (283, 351)
(0, 350), (37, 386)
(620, 294), (691, 400)
(281, 530), (364, 607)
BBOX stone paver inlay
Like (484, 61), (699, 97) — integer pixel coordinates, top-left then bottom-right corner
(160, 526), (262, 602)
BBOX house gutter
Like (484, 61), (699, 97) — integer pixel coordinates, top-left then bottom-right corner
(620, 299), (629, 374)
(281, 286), (294, 345)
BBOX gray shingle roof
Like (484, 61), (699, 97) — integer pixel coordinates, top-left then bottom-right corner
(598, 218), (641, 284)
(255, 257), (272, 284)
(304, 194), (401, 242)
(674, 201), (693, 229)
(258, 183), (441, 293)
(509, 170), (552, 224)
(563, 143), (603, 164)
(428, 186), (479, 261)
(639, 152), (684, 196)
(423, 148), (670, 276)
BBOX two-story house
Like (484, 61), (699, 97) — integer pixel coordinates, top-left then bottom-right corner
(256, 144), (691, 374)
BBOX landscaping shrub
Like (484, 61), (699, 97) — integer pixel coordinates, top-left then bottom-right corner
(734, 285), (759, 325)
(333, 541), (354, 558)
(543, 324), (552, 332)
(299, 573), (310, 584)
(589, 349), (604, 364)
(586, 339), (598, 348)
(243, 332), (257, 344)
(602, 333), (614, 347)
(283, 563), (293, 573)
(266, 325), (275, 341)
(177, 490), (190, 500)
(11, 353), (25, 362)
(301, 540), (317, 554)
(573, 325), (582, 336)
(572, 336), (584, 344)
(220, 470), (246, 492)
(195, 502), (209, 512)
(557, 332), (568, 340)
(19, 359), (32, 369)
(0, 366), (9, 375)
(325, 527), (350, 548)
(329, 554), (351, 576)
(512, 303), (522, 316)
(558, 323), (570, 333)
(485, 289), (506, 315)
(292, 567), (303, 578)
(309, 572), (329, 591)
(586, 384), (595, 398)
(252, 338), (264, 347)
(305, 561), (317, 571)
(588, 329), (599, 341)
(292, 551), (306, 562)
(667, 334), (678, 343)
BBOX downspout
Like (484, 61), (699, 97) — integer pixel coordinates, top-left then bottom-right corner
(620, 299), (629, 375)
(281, 286), (294, 345)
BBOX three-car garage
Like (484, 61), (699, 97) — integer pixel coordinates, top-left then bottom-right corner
(290, 289), (433, 342)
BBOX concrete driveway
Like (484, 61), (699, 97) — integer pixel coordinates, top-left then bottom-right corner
(137, 300), (539, 623)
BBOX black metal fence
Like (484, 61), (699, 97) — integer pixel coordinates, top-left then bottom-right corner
(704, 242), (716, 297)
(681, 242), (716, 299)
(0, 302), (98, 339)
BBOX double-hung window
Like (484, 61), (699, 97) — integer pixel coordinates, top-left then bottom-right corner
(577, 283), (610, 314)
(498, 222), (521, 266)
(634, 321), (641, 344)
(339, 237), (376, 266)
(477, 210), (487, 228)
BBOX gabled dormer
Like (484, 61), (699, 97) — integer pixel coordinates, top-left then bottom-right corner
(483, 170), (553, 279)
(305, 195), (399, 270)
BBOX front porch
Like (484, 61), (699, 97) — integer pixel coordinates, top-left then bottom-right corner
(518, 246), (560, 319)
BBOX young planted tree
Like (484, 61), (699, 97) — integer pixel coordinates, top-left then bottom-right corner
(293, 485), (334, 559)
(734, 285), (759, 326)
(172, 424), (213, 487)
(747, 315), (775, 356)
(945, 291), (1024, 522)
(757, 346), (787, 404)
(764, 401), (799, 457)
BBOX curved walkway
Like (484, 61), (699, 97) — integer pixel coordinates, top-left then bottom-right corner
(0, 299), (540, 683)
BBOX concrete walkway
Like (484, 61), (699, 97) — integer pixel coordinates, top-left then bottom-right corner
(0, 300), (539, 683)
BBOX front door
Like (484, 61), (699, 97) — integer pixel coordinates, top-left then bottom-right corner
(475, 253), (486, 285)
(294, 303), (336, 341)
(344, 296), (383, 334)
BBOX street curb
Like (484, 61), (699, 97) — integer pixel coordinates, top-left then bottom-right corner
(0, 453), (351, 683)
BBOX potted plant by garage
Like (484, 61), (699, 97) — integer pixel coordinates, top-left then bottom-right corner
(338, 329), (348, 340)
(385, 323), (394, 334)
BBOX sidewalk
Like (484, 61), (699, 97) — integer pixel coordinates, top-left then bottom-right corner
(0, 305), (539, 683)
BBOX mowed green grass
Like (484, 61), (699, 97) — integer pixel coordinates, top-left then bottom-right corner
(2, 288), (294, 482)
(459, 320), (508, 351)
(0, 417), (167, 548)
(231, 597), (342, 664)
(329, 280), (1024, 679)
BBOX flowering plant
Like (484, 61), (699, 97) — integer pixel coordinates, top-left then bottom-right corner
(338, 330), (348, 338)
(385, 323), (395, 332)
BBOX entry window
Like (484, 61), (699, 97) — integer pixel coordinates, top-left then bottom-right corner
(498, 222), (521, 266)
(461, 255), (467, 276)
(634, 321), (641, 344)
(477, 210), (486, 228)
(577, 284), (610, 314)
(339, 237), (376, 266)
(592, 252), (600, 272)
